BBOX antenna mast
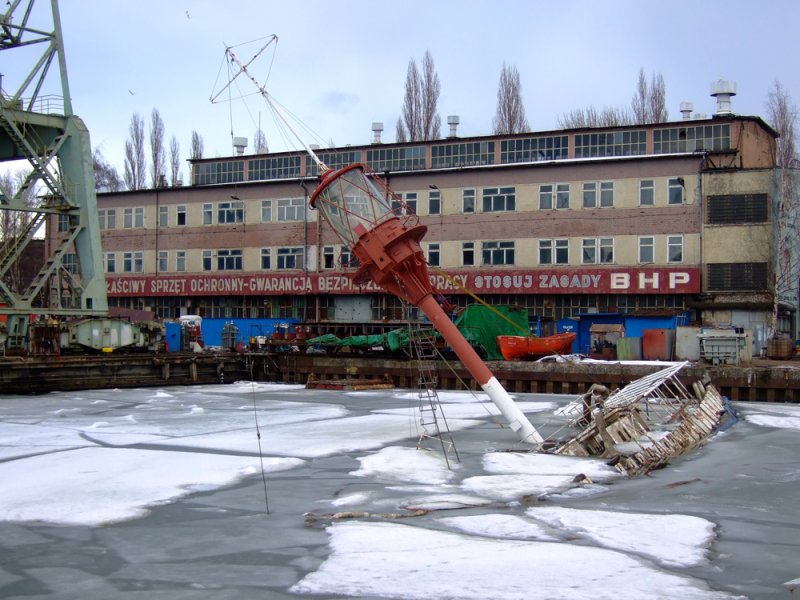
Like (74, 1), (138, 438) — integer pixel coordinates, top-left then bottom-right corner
(211, 37), (328, 173)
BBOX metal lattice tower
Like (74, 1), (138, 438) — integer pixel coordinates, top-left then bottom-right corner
(408, 324), (459, 469)
(0, 0), (108, 348)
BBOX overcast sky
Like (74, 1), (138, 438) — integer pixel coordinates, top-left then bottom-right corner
(4, 0), (800, 180)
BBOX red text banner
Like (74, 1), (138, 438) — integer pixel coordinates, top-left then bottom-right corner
(106, 267), (700, 297)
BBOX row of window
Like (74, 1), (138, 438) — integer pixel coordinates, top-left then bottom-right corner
(191, 125), (731, 184)
(426, 235), (684, 267)
(98, 198), (309, 230)
(101, 234), (684, 275)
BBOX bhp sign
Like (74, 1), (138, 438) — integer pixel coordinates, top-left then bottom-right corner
(107, 267), (699, 297)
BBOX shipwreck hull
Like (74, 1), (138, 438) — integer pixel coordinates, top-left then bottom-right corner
(552, 362), (731, 476)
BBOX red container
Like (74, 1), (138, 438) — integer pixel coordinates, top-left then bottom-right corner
(642, 329), (674, 361)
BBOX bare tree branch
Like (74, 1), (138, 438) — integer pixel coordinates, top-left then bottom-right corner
(169, 135), (181, 186)
(149, 108), (166, 188)
(123, 113), (146, 190)
(493, 63), (530, 135)
(190, 130), (204, 160)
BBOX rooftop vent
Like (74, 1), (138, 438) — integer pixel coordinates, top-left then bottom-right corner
(371, 122), (384, 144)
(447, 115), (460, 138)
(710, 80), (737, 116)
(680, 102), (693, 120)
(232, 136), (248, 155)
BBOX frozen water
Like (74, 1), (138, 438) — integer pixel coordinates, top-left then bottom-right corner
(0, 383), (797, 598)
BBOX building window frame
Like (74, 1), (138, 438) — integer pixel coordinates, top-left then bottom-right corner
(667, 234), (683, 263)
(158, 250), (168, 272)
(462, 241), (475, 266)
(482, 187), (515, 212)
(218, 200), (244, 224)
(260, 248), (272, 270)
(639, 236), (655, 264)
(176, 205), (186, 226)
(217, 248), (243, 271)
(668, 178), (684, 205)
(276, 247), (305, 270)
(639, 180), (654, 206)
(176, 250), (186, 272)
(481, 240), (515, 266)
(428, 189), (441, 215)
(462, 189), (476, 214)
(427, 242), (440, 267)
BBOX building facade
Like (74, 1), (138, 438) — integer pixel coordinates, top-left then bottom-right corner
(69, 112), (792, 351)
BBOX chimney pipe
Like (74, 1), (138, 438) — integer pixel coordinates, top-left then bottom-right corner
(371, 122), (383, 144)
(710, 80), (737, 116)
(680, 102), (693, 120)
(447, 115), (460, 138)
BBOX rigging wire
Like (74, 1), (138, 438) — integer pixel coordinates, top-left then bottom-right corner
(248, 359), (271, 515)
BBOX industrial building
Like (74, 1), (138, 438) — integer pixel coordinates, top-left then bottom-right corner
(83, 89), (793, 354)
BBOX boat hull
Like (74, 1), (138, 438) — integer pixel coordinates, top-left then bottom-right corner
(497, 332), (576, 360)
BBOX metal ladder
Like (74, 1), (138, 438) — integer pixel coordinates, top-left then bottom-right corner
(408, 325), (459, 468)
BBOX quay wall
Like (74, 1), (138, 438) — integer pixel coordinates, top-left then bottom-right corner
(0, 352), (797, 402)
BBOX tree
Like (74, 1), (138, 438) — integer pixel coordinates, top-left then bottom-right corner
(492, 63), (530, 135)
(558, 68), (667, 128)
(190, 130), (204, 160)
(169, 135), (181, 186)
(253, 128), (268, 154)
(397, 51), (440, 142)
(630, 69), (667, 124)
(767, 79), (797, 168)
(124, 113), (146, 190)
(92, 149), (123, 192)
(149, 108), (166, 188)
(558, 106), (632, 129)
(765, 80), (799, 339)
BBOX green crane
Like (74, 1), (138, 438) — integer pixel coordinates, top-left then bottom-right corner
(0, 0), (108, 350)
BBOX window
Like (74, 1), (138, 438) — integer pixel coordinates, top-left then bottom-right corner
(202, 250), (212, 271)
(599, 237), (614, 264)
(539, 185), (553, 210)
(574, 130), (647, 158)
(582, 182), (613, 208)
(582, 182), (596, 208)
(501, 135), (569, 163)
(392, 192), (417, 215)
(277, 198), (305, 222)
(365, 145), (426, 171)
(104, 252), (115, 273)
(540, 239), (568, 264)
(260, 248), (271, 270)
(158, 250), (168, 272)
(639, 180), (654, 206)
(261, 200), (273, 222)
(556, 184), (570, 209)
(57, 214), (70, 232)
(248, 155), (302, 180)
(582, 238), (614, 264)
(482, 241), (515, 266)
(668, 235), (683, 263)
(427, 243), (440, 267)
(482, 187), (515, 212)
(176, 250), (186, 272)
(277, 247), (305, 270)
(62, 252), (78, 273)
(582, 239), (597, 264)
(431, 141), (494, 169)
(218, 200), (244, 224)
(639, 236), (654, 263)
(217, 249), (243, 271)
(707, 194), (769, 224)
(668, 178), (684, 204)
(653, 124), (730, 154)
(428, 189), (441, 215)
(323, 246), (335, 269)
(158, 205), (169, 227)
(123, 251), (143, 273)
(555, 239), (569, 264)
(341, 246), (356, 268)
(462, 189), (475, 213)
(462, 241), (474, 266)
(202, 203), (213, 225)
(123, 207), (143, 228)
(600, 182), (614, 207)
(99, 209), (115, 230)
(176, 205), (186, 226)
